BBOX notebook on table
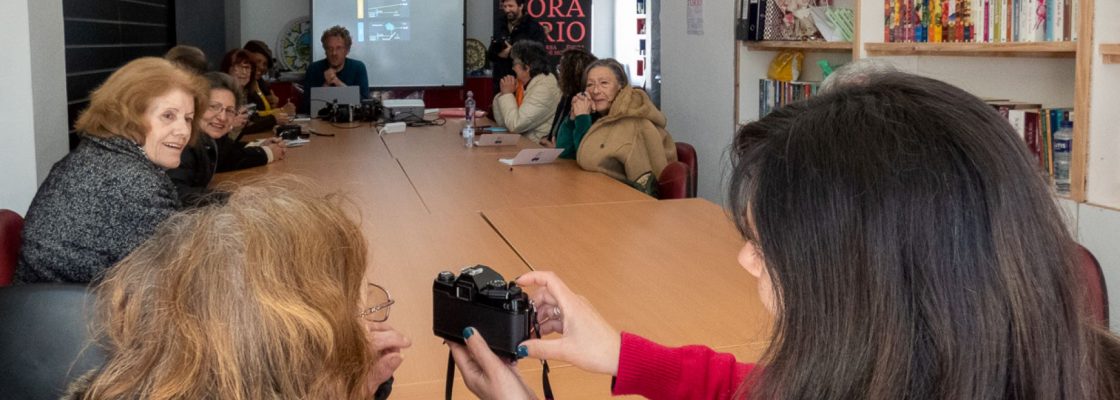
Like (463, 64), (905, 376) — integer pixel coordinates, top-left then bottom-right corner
(475, 133), (521, 147)
(499, 148), (564, 166)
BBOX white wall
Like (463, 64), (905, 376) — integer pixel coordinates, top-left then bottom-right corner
(1083, 0), (1120, 332)
(239, 0), (310, 52)
(1087, 1), (1120, 207)
(466, 0), (492, 43)
(0, 0), (67, 215)
(592, 0), (614, 58)
(660, 1), (736, 203)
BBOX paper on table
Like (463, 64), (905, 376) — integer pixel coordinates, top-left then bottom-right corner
(284, 138), (310, 147)
(498, 148), (564, 166)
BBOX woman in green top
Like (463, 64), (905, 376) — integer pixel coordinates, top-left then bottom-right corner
(555, 58), (677, 194)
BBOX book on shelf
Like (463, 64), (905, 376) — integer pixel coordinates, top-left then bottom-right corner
(984, 99), (1072, 179)
(749, 0), (764, 41)
(758, 79), (820, 117)
(884, 0), (1077, 43)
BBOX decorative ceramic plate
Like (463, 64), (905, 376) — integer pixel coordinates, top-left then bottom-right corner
(277, 17), (312, 72)
(465, 38), (487, 72)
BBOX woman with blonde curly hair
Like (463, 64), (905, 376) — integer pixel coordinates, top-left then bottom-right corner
(66, 178), (410, 399)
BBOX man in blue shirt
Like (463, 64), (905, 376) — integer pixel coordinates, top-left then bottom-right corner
(301, 26), (370, 113)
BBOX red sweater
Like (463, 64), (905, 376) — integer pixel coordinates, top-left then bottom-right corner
(611, 332), (756, 399)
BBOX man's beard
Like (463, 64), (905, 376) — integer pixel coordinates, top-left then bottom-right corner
(506, 11), (519, 21)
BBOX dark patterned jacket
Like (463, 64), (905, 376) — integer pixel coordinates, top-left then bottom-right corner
(14, 135), (180, 284)
(167, 135), (219, 207)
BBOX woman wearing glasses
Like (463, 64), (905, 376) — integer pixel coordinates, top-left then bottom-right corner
(221, 49), (293, 135)
(448, 73), (1120, 399)
(167, 72), (287, 206)
(64, 178), (411, 399)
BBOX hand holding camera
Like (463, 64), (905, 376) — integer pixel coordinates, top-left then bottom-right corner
(514, 271), (621, 376)
(433, 267), (621, 398)
(446, 328), (536, 400)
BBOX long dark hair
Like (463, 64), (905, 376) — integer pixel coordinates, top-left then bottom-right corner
(557, 48), (596, 97)
(728, 72), (1120, 399)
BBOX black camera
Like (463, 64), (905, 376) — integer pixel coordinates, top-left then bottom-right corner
(354, 98), (382, 122)
(318, 101), (353, 123)
(276, 124), (306, 140)
(432, 265), (535, 359)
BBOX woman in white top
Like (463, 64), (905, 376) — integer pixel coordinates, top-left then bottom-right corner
(491, 40), (561, 144)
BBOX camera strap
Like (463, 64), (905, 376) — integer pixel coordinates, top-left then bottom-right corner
(443, 321), (554, 399)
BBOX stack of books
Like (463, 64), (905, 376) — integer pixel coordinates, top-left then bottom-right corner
(759, 79), (820, 117)
(986, 99), (1073, 178)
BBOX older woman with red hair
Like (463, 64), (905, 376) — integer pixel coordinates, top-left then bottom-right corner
(15, 57), (208, 284)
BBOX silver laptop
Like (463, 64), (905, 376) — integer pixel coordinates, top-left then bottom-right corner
(309, 86), (361, 117)
(474, 133), (521, 147)
(499, 148), (564, 166)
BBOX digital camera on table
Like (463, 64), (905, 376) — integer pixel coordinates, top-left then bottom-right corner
(319, 99), (380, 123)
(318, 101), (353, 123)
(275, 124), (306, 140)
(432, 265), (535, 359)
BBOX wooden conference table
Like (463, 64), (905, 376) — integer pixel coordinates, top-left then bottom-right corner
(217, 118), (770, 399)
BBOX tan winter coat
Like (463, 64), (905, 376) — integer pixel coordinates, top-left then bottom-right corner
(576, 86), (677, 190)
(492, 73), (562, 143)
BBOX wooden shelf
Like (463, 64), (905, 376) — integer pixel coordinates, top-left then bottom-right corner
(1101, 44), (1120, 64)
(743, 40), (853, 52)
(865, 42), (1076, 58)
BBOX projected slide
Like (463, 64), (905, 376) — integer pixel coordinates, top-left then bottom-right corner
(360, 0), (410, 42)
(365, 0), (409, 17)
(367, 21), (410, 41)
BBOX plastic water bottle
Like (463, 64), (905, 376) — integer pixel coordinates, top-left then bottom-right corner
(1053, 120), (1073, 195)
(463, 124), (475, 148)
(464, 91), (476, 128)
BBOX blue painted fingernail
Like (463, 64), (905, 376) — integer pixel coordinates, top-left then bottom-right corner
(462, 327), (475, 339)
(516, 345), (528, 359)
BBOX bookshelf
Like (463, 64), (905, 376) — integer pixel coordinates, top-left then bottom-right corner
(746, 41), (853, 52)
(735, 0), (1105, 204)
(1101, 44), (1120, 64)
(864, 42), (1077, 58)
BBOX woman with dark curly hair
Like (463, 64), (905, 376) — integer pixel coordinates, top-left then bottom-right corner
(491, 40), (561, 144)
(546, 48), (597, 145)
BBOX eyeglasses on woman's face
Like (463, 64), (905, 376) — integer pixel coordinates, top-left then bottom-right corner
(359, 283), (395, 322)
(207, 102), (237, 120)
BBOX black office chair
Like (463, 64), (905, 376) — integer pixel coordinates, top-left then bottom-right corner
(0, 284), (105, 399)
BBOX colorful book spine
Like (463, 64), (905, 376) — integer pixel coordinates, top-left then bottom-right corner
(1044, 0), (1055, 41)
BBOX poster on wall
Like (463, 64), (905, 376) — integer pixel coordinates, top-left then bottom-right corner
(687, 0), (704, 35)
(493, 0), (592, 63)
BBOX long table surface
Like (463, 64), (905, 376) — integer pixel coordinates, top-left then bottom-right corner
(215, 119), (770, 399)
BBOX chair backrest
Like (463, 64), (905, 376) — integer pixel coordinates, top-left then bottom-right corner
(0, 209), (24, 286)
(674, 142), (698, 198)
(0, 284), (105, 399)
(658, 161), (689, 200)
(1077, 244), (1109, 326)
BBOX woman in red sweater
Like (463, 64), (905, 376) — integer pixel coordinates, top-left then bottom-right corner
(448, 73), (1120, 399)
